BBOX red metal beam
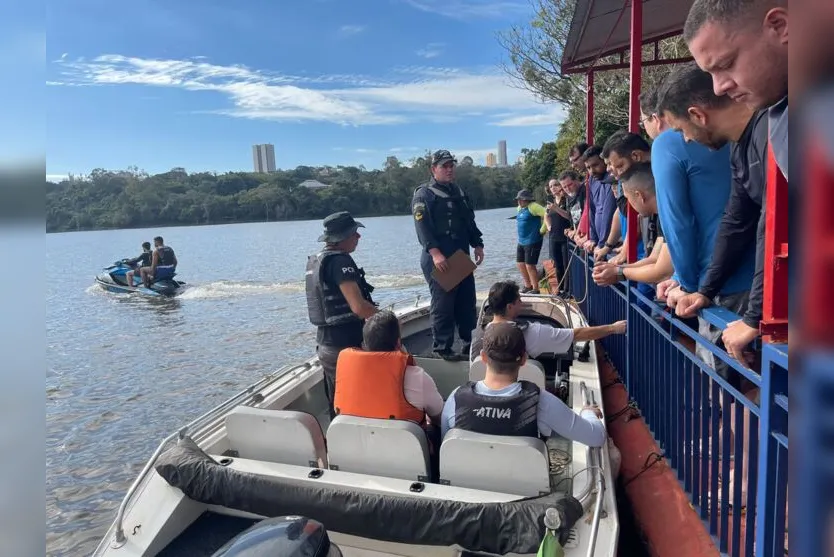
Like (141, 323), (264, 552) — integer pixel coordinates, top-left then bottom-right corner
(564, 56), (693, 76)
(803, 138), (834, 343)
(580, 71), (595, 243)
(626, 0), (642, 264)
(586, 72), (595, 145)
(761, 144), (789, 342)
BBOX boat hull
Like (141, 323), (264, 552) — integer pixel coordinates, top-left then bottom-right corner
(92, 295), (618, 557)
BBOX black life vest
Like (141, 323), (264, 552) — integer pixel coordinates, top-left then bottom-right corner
(305, 250), (374, 328)
(453, 380), (540, 438)
(156, 246), (176, 266)
(415, 180), (473, 242)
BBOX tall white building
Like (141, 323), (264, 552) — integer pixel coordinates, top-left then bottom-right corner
(252, 144), (276, 173)
(497, 140), (508, 167)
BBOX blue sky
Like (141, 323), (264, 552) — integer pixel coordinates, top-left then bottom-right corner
(45, 0), (566, 180)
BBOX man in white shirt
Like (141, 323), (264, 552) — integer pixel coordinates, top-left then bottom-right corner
(470, 280), (626, 361)
(442, 321), (606, 444)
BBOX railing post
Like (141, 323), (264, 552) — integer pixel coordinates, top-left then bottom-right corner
(755, 343), (789, 557)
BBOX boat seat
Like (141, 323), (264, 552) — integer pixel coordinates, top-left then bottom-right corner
(468, 356), (546, 390)
(326, 415), (431, 482)
(439, 429), (551, 496)
(225, 407), (327, 468)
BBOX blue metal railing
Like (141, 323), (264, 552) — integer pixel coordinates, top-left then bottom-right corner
(566, 245), (789, 557)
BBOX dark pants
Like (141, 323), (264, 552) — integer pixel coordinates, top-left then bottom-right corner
(424, 423), (441, 481)
(421, 252), (476, 353)
(316, 344), (348, 419)
(549, 238), (569, 292)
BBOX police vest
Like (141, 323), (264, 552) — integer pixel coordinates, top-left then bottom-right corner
(305, 250), (374, 328)
(415, 181), (472, 242)
(157, 246), (176, 266)
(453, 380), (540, 437)
(470, 320), (529, 362)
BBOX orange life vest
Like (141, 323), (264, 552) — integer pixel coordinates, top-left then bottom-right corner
(334, 348), (426, 424)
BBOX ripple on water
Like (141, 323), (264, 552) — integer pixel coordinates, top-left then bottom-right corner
(46, 211), (517, 556)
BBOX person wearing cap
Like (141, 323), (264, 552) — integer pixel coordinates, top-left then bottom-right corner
(305, 211), (378, 418)
(469, 280), (626, 362)
(441, 321), (606, 446)
(514, 189), (547, 294)
(412, 149), (485, 362)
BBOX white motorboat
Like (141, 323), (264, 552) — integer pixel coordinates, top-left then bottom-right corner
(91, 292), (619, 557)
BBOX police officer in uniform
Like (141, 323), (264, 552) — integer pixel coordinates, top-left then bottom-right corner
(305, 211), (378, 418)
(412, 150), (485, 361)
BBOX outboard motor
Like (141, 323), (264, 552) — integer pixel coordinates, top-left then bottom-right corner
(211, 516), (342, 557)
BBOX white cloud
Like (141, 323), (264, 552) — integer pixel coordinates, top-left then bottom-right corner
(338, 25), (366, 37)
(400, 0), (528, 19)
(491, 107), (567, 127)
(49, 54), (565, 127)
(416, 42), (445, 59)
(46, 174), (69, 182)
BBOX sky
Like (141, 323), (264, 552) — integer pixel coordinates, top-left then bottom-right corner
(44, 0), (566, 181)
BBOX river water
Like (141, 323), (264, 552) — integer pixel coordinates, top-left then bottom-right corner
(46, 208), (536, 556)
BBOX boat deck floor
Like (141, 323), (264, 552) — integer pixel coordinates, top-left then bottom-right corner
(401, 327), (469, 359)
(157, 512), (259, 557)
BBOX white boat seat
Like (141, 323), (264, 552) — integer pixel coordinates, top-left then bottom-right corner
(468, 356), (546, 390)
(326, 415), (431, 482)
(439, 429), (551, 496)
(225, 407), (327, 468)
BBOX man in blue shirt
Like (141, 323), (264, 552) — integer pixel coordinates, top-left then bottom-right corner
(651, 73), (755, 313)
(441, 321), (606, 446)
(581, 145), (617, 253)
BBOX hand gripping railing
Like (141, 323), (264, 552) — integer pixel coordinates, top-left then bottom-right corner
(579, 381), (606, 557)
(110, 362), (309, 548)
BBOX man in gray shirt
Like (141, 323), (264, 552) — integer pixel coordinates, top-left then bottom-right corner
(684, 0), (788, 178)
(683, 0), (789, 356)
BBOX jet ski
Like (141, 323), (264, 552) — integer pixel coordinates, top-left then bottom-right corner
(95, 259), (185, 297)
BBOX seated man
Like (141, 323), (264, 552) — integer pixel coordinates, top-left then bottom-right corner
(442, 321), (606, 445)
(140, 236), (177, 288)
(125, 241), (152, 288)
(470, 280), (626, 361)
(334, 310), (445, 447)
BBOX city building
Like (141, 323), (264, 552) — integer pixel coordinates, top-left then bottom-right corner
(252, 144), (276, 173)
(497, 140), (508, 167)
(485, 153), (497, 167)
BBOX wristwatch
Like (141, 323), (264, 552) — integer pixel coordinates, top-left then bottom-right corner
(616, 266), (626, 282)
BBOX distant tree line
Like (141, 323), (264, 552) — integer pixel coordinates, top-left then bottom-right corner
(46, 154), (526, 233)
(499, 0), (685, 188)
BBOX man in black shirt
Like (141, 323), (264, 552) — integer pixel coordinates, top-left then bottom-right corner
(305, 211), (378, 417)
(661, 67), (769, 368)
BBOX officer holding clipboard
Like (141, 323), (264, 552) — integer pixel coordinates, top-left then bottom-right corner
(412, 150), (485, 361)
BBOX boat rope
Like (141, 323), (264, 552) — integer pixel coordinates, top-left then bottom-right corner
(621, 451), (665, 488)
(605, 400), (640, 423)
(552, 464), (604, 493)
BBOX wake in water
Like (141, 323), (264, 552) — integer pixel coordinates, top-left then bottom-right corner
(88, 275), (426, 301)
